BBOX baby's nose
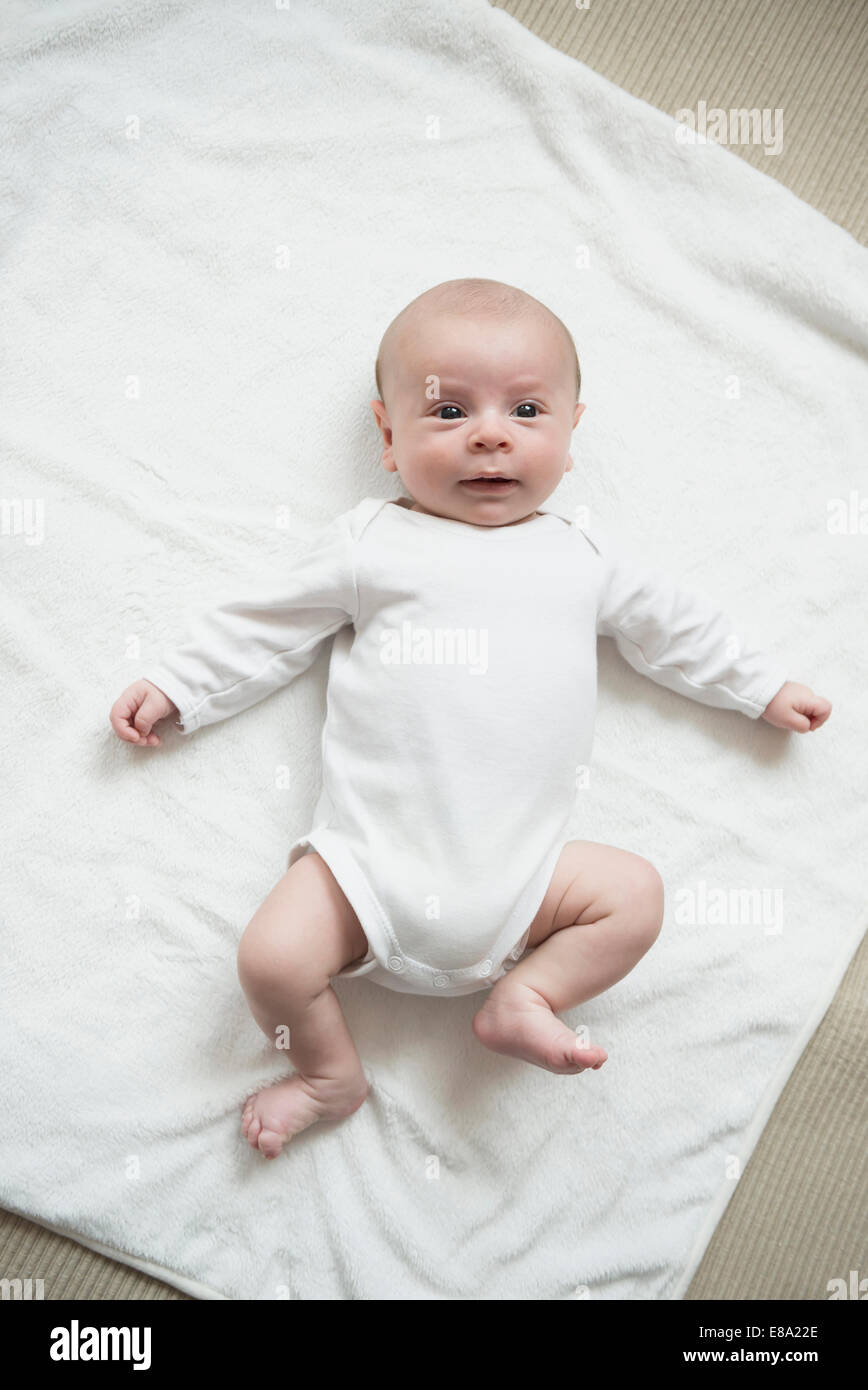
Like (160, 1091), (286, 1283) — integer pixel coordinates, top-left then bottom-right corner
(469, 416), (512, 447)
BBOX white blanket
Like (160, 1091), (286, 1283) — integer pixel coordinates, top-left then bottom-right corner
(2, 0), (865, 1301)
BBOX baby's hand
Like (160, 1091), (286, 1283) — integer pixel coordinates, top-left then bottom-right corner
(109, 679), (178, 746)
(761, 681), (832, 732)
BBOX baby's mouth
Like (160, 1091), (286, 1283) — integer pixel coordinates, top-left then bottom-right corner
(459, 475), (518, 493)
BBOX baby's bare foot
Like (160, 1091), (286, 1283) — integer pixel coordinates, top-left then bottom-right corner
(241, 1072), (369, 1159)
(472, 985), (608, 1075)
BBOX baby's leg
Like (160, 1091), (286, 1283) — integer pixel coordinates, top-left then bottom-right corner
(473, 840), (664, 1074)
(237, 851), (371, 1158)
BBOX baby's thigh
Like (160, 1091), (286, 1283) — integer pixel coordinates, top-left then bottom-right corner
(237, 851), (368, 992)
(525, 840), (664, 949)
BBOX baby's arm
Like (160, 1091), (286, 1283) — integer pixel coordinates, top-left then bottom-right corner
(109, 511), (358, 746)
(588, 522), (831, 732)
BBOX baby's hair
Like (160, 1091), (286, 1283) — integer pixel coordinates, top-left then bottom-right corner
(374, 277), (581, 404)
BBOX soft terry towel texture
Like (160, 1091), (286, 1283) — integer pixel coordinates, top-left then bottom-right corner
(1, 0), (865, 1300)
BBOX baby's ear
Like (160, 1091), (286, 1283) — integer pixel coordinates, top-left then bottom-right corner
(573, 402), (586, 428)
(369, 399), (397, 471)
(369, 398), (389, 431)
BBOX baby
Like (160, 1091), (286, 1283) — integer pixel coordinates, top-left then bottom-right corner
(110, 277), (832, 1160)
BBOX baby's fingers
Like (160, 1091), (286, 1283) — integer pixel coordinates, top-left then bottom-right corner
(109, 687), (163, 745)
(133, 728), (162, 746)
(109, 691), (143, 742)
(788, 708), (812, 732)
(132, 696), (166, 746)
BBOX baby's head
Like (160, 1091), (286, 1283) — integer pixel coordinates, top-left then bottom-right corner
(370, 278), (584, 527)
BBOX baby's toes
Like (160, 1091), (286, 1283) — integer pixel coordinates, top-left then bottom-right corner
(538, 1036), (581, 1072)
(242, 1099), (262, 1146)
(575, 1045), (607, 1070)
(257, 1127), (285, 1160)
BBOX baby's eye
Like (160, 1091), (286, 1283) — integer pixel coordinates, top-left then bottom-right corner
(514, 402), (539, 417)
(436, 405), (464, 420)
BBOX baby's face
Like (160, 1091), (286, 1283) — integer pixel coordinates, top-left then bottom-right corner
(371, 312), (584, 526)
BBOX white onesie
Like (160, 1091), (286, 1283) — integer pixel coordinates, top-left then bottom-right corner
(141, 495), (789, 997)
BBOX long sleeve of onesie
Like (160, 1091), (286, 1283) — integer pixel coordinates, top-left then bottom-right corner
(588, 521), (788, 718)
(138, 495), (789, 999)
(140, 511), (358, 734)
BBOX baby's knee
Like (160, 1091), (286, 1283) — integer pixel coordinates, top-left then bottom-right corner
(620, 855), (665, 943)
(236, 919), (325, 1003)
